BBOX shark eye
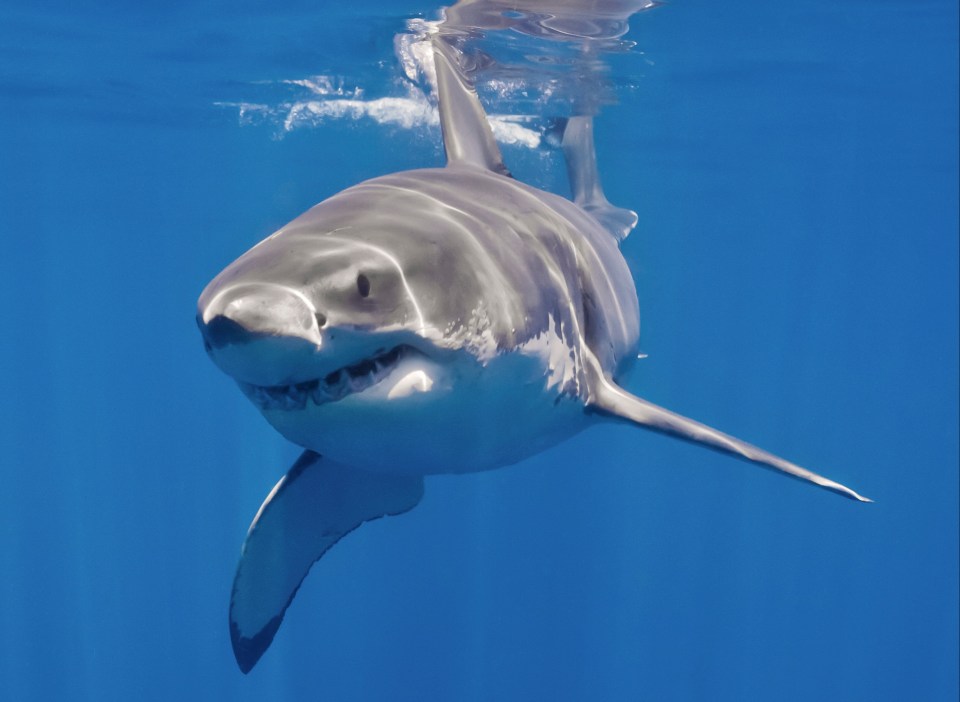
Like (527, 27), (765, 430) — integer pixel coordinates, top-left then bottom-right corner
(356, 273), (371, 298)
(315, 312), (327, 328)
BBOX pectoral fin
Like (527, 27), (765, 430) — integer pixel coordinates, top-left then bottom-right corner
(590, 377), (870, 502)
(561, 115), (638, 241)
(229, 451), (424, 673)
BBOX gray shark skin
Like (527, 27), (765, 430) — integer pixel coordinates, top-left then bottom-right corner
(197, 30), (868, 673)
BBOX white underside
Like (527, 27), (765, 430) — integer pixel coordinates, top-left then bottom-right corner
(260, 344), (589, 475)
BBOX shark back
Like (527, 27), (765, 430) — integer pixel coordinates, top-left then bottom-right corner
(277, 165), (640, 377)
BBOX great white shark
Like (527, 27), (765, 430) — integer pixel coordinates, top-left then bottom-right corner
(197, 32), (869, 673)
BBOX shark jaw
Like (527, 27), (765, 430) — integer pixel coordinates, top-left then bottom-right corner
(243, 337), (589, 476)
(236, 345), (426, 412)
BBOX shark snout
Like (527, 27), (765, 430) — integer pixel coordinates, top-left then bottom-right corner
(200, 284), (320, 344)
(197, 284), (324, 386)
(201, 314), (258, 350)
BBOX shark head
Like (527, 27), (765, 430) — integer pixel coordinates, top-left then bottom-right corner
(196, 171), (596, 473)
(199, 232), (430, 385)
(197, 218), (464, 468)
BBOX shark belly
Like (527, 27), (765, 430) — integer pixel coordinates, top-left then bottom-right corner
(257, 338), (590, 475)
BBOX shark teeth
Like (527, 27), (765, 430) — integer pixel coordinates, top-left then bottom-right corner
(239, 346), (406, 411)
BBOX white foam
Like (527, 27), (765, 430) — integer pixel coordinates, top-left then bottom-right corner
(282, 93), (438, 132)
(220, 15), (542, 149)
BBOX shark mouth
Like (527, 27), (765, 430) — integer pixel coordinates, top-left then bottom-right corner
(238, 346), (410, 411)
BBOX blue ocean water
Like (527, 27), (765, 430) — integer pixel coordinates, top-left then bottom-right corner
(1, 1), (957, 700)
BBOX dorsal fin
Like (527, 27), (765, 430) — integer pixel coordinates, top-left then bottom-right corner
(431, 34), (510, 176)
(561, 115), (638, 241)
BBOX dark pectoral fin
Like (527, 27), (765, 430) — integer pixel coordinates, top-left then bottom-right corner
(229, 451), (424, 673)
(591, 377), (871, 502)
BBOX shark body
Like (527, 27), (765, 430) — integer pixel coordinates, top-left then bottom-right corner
(197, 32), (868, 673)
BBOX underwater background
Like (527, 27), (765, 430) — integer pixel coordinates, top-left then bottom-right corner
(1, 1), (957, 700)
